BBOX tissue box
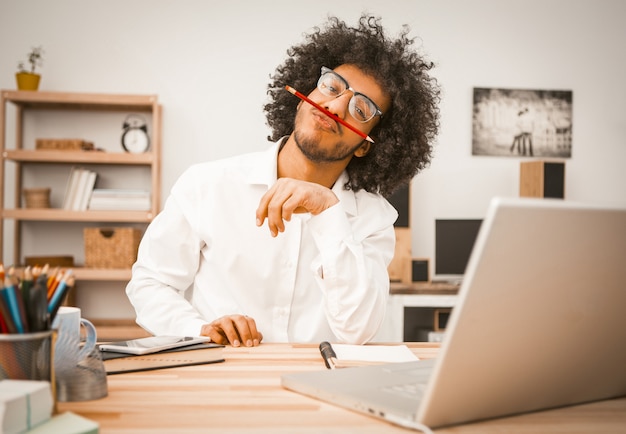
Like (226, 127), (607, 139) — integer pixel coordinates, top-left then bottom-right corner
(0, 380), (53, 434)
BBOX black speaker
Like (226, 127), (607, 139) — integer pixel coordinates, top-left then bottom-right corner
(388, 183), (410, 227)
(412, 259), (430, 282)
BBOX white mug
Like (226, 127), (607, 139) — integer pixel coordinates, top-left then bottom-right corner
(51, 306), (97, 371)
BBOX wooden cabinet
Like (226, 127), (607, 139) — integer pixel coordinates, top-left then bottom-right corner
(373, 282), (460, 342)
(0, 90), (161, 281)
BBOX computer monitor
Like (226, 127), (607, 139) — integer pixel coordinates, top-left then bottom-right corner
(434, 219), (483, 283)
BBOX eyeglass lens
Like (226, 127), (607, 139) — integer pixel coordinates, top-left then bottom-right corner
(317, 67), (382, 123)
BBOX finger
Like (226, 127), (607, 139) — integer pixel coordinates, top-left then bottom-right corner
(280, 193), (305, 222)
(230, 316), (254, 347)
(219, 318), (245, 347)
(200, 324), (229, 345)
(209, 317), (243, 347)
(201, 317), (262, 347)
(256, 185), (285, 236)
(255, 188), (273, 227)
(266, 195), (288, 236)
(243, 316), (262, 346)
(258, 183), (288, 237)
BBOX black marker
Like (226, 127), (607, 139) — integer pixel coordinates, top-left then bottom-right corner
(319, 341), (338, 370)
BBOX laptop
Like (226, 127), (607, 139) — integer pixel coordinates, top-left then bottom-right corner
(281, 197), (626, 431)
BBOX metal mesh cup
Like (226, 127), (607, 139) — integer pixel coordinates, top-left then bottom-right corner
(0, 330), (54, 381)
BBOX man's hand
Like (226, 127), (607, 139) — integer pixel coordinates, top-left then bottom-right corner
(256, 178), (339, 236)
(201, 315), (263, 347)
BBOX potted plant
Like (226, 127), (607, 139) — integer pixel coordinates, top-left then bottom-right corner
(16, 46), (44, 91)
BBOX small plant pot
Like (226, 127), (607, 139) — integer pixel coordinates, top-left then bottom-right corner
(16, 72), (41, 91)
(23, 188), (51, 208)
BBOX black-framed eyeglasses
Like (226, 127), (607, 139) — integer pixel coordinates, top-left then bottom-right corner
(317, 66), (384, 123)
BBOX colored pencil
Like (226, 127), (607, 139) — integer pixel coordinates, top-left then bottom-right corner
(0, 291), (17, 333)
(46, 268), (64, 301)
(2, 278), (26, 333)
(20, 266), (33, 311)
(28, 280), (49, 333)
(48, 273), (75, 323)
(285, 85), (375, 143)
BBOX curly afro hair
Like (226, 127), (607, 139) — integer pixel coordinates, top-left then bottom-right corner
(264, 14), (441, 198)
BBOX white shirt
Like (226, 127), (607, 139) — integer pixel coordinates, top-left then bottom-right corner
(126, 141), (398, 343)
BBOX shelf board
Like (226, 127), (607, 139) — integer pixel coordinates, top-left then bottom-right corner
(3, 149), (154, 165)
(11, 267), (131, 282)
(74, 267), (132, 281)
(1, 89), (157, 111)
(2, 208), (153, 222)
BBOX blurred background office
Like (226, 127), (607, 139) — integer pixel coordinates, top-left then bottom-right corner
(1, 0), (624, 318)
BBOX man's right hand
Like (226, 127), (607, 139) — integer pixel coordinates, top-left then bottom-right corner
(201, 315), (263, 347)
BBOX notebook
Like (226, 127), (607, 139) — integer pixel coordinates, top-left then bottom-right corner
(281, 197), (626, 431)
(101, 343), (224, 374)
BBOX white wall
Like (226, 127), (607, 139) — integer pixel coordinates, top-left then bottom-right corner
(2, 0), (625, 318)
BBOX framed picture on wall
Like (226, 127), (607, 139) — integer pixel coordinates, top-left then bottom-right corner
(472, 87), (573, 158)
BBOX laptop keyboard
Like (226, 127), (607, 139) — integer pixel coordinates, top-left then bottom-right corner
(382, 382), (428, 400)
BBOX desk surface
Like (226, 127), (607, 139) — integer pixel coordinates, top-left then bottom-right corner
(58, 343), (626, 433)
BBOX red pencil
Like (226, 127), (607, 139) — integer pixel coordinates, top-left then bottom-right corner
(285, 85), (374, 143)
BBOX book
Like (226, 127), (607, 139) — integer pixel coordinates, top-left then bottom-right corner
(100, 342), (225, 374)
(71, 169), (95, 211)
(78, 170), (98, 211)
(88, 189), (151, 211)
(25, 411), (98, 434)
(62, 167), (81, 210)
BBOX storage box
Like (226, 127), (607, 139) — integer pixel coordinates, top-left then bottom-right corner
(84, 227), (141, 269)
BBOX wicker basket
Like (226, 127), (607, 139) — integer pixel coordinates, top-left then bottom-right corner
(23, 188), (51, 208)
(84, 227), (141, 269)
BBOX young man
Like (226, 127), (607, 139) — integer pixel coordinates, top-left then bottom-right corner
(126, 15), (440, 346)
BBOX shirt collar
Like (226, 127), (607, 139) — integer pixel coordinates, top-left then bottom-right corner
(247, 137), (358, 217)
(246, 138), (283, 186)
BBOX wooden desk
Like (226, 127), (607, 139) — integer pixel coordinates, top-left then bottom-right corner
(58, 343), (626, 433)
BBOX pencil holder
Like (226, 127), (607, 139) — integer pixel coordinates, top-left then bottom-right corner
(0, 330), (55, 383)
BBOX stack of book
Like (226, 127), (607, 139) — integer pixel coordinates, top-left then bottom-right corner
(88, 189), (151, 211)
(62, 167), (98, 211)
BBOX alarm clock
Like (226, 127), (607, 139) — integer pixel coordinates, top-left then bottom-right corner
(121, 114), (150, 153)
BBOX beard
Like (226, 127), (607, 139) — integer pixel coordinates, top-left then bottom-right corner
(293, 108), (364, 163)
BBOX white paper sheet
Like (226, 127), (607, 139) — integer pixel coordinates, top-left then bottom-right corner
(331, 344), (419, 364)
